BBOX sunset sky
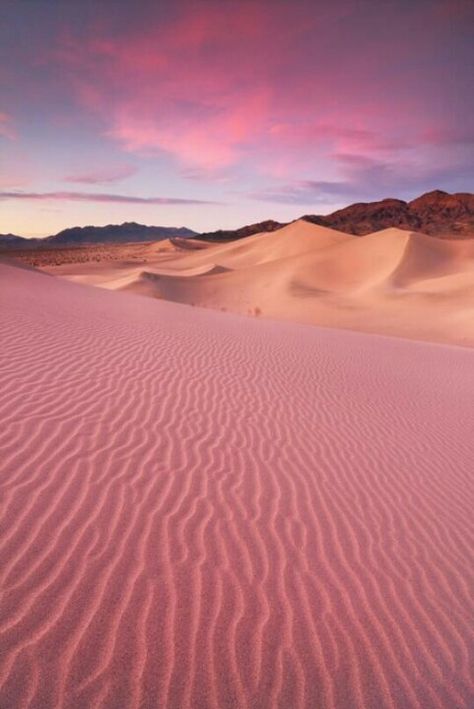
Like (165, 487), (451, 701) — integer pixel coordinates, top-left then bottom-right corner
(1, 0), (472, 236)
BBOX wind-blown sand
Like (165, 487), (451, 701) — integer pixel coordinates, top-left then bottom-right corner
(1, 261), (473, 708)
(37, 220), (474, 347)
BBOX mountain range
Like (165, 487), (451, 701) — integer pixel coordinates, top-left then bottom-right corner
(0, 222), (197, 249)
(201, 191), (474, 241)
(1, 190), (473, 249)
(303, 190), (474, 237)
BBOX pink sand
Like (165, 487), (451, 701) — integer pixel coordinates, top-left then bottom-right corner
(1, 262), (473, 708)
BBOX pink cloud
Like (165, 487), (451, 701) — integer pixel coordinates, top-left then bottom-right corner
(418, 127), (474, 147)
(268, 123), (413, 154)
(65, 164), (137, 184)
(107, 87), (272, 170)
(54, 3), (311, 171)
(50, 0), (471, 187)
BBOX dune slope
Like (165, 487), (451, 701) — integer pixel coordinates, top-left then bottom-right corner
(39, 222), (474, 346)
(115, 227), (474, 345)
(1, 262), (474, 708)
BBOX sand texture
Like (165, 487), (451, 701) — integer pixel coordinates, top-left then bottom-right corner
(36, 220), (474, 347)
(1, 261), (474, 708)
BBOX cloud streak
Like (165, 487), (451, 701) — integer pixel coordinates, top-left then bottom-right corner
(249, 154), (474, 206)
(64, 165), (137, 184)
(0, 191), (218, 205)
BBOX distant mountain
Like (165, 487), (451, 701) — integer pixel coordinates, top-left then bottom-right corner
(45, 222), (197, 246)
(0, 222), (197, 250)
(197, 191), (474, 242)
(0, 233), (34, 248)
(304, 190), (474, 237)
(198, 220), (285, 242)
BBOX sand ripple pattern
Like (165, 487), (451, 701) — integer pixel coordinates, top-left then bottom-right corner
(1, 263), (473, 708)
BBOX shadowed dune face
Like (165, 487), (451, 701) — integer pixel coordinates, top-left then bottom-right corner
(33, 220), (474, 346)
(388, 231), (474, 286)
(1, 262), (474, 708)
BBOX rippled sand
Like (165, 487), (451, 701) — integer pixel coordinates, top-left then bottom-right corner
(1, 261), (473, 708)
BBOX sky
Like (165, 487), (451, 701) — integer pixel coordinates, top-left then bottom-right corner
(1, 0), (473, 236)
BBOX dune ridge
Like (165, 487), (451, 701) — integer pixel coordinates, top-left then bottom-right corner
(37, 220), (474, 346)
(1, 261), (473, 708)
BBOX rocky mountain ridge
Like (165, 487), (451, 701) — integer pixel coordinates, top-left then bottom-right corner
(303, 190), (474, 237)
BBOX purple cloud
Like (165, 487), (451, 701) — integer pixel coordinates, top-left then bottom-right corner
(0, 190), (219, 205)
(249, 153), (474, 205)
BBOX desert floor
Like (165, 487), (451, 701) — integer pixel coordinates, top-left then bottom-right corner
(1, 259), (473, 708)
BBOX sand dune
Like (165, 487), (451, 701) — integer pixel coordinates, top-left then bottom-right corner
(36, 220), (474, 346)
(39, 219), (350, 279)
(1, 261), (474, 708)
(120, 228), (474, 345)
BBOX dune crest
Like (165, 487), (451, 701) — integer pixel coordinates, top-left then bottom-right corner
(1, 261), (474, 708)
(36, 221), (474, 346)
